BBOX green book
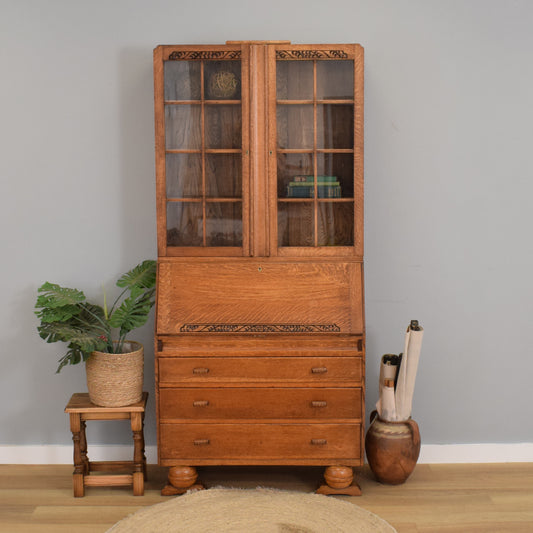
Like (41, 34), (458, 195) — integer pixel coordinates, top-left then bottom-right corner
(292, 175), (338, 183)
(288, 181), (340, 187)
(286, 184), (341, 198)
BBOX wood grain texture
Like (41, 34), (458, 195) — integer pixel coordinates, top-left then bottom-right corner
(64, 394), (147, 497)
(158, 356), (363, 386)
(1, 464), (532, 532)
(156, 260), (363, 333)
(353, 44), (364, 256)
(156, 332), (363, 354)
(159, 423), (361, 462)
(154, 42), (365, 494)
(159, 387), (362, 420)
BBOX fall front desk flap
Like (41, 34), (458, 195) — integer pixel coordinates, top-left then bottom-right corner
(156, 261), (363, 335)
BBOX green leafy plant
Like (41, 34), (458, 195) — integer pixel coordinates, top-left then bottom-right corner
(35, 260), (157, 373)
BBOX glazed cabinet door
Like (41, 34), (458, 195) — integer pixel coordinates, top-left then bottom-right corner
(154, 45), (250, 257)
(268, 44), (364, 257)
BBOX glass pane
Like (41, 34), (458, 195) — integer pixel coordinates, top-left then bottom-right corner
(206, 202), (242, 246)
(277, 153), (313, 198)
(164, 61), (201, 101)
(317, 104), (353, 149)
(316, 153), (353, 198)
(317, 202), (354, 246)
(165, 105), (201, 150)
(205, 105), (242, 149)
(278, 202), (314, 247)
(204, 61), (241, 100)
(166, 153), (202, 198)
(277, 105), (313, 149)
(276, 61), (313, 100)
(316, 60), (354, 100)
(167, 202), (203, 246)
(206, 154), (241, 198)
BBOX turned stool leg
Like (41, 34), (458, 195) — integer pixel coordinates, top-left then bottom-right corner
(162, 466), (205, 496)
(317, 466), (361, 496)
(131, 412), (145, 496)
(69, 413), (85, 497)
(80, 420), (89, 475)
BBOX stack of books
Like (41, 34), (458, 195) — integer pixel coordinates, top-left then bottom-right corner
(286, 175), (341, 198)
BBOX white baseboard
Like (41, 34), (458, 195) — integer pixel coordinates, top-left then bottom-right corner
(0, 443), (532, 465)
(0, 445), (158, 465)
(418, 443), (533, 464)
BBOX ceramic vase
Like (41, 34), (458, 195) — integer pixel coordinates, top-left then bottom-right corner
(365, 410), (421, 485)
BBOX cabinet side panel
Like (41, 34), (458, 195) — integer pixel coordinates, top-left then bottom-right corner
(156, 261), (363, 334)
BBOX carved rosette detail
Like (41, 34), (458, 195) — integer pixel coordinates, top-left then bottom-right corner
(168, 51), (241, 60)
(276, 50), (348, 60)
(180, 323), (341, 333)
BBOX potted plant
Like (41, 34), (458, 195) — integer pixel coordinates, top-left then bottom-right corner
(35, 260), (156, 407)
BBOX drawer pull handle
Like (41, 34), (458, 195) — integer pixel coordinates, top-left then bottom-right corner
(311, 401), (327, 408)
(194, 439), (210, 446)
(311, 367), (327, 374)
(193, 400), (209, 407)
(311, 439), (327, 446)
(193, 367), (209, 374)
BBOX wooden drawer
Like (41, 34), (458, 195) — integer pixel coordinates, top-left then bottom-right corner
(159, 423), (361, 462)
(159, 388), (362, 420)
(158, 357), (362, 386)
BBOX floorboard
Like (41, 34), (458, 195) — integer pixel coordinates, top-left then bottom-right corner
(0, 463), (532, 532)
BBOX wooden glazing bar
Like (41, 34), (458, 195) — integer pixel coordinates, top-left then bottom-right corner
(353, 45), (364, 256)
(200, 60), (207, 247)
(165, 149), (243, 154)
(277, 149), (314, 154)
(313, 59), (318, 247)
(277, 198), (354, 203)
(166, 198), (203, 203)
(165, 149), (202, 154)
(164, 100), (202, 105)
(316, 149), (354, 154)
(204, 100), (241, 105)
(204, 149), (242, 154)
(240, 44), (250, 256)
(249, 43), (269, 257)
(276, 99), (354, 105)
(154, 46), (167, 256)
(165, 247), (244, 257)
(276, 246), (359, 258)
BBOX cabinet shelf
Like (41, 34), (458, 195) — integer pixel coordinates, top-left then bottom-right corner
(277, 149), (354, 154)
(167, 198), (242, 203)
(164, 100), (242, 105)
(277, 100), (354, 105)
(165, 149), (242, 154)
(277, 198), (354, 203)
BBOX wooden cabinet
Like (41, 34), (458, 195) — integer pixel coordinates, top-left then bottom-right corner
(153, 41), (365, 495)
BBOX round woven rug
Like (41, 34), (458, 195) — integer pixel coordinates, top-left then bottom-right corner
(107, 488), (396, 533)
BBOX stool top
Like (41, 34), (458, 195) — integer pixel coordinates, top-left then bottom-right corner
(65, 392), (148, 413)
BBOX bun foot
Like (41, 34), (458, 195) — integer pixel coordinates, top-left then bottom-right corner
(317, 466), (361, 496)
(162, 466), (205, 496)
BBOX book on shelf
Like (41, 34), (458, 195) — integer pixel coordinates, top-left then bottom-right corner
(292, 175), (338, 183)
(286, 184), (341, 199)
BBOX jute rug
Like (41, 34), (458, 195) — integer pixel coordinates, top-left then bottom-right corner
(107, 487), (396, 532)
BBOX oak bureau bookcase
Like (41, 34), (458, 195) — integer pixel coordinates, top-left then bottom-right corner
(153, 41), (365, 495)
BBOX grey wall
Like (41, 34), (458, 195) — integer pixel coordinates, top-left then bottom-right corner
(1, 0), (531, 448)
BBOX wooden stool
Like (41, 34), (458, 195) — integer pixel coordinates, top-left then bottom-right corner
(65, 392), (148, 497)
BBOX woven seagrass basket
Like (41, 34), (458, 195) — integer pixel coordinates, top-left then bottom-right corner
(86, 341), (143, 407)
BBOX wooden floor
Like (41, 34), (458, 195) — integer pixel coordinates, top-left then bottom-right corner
(1, 463), (532, 532)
